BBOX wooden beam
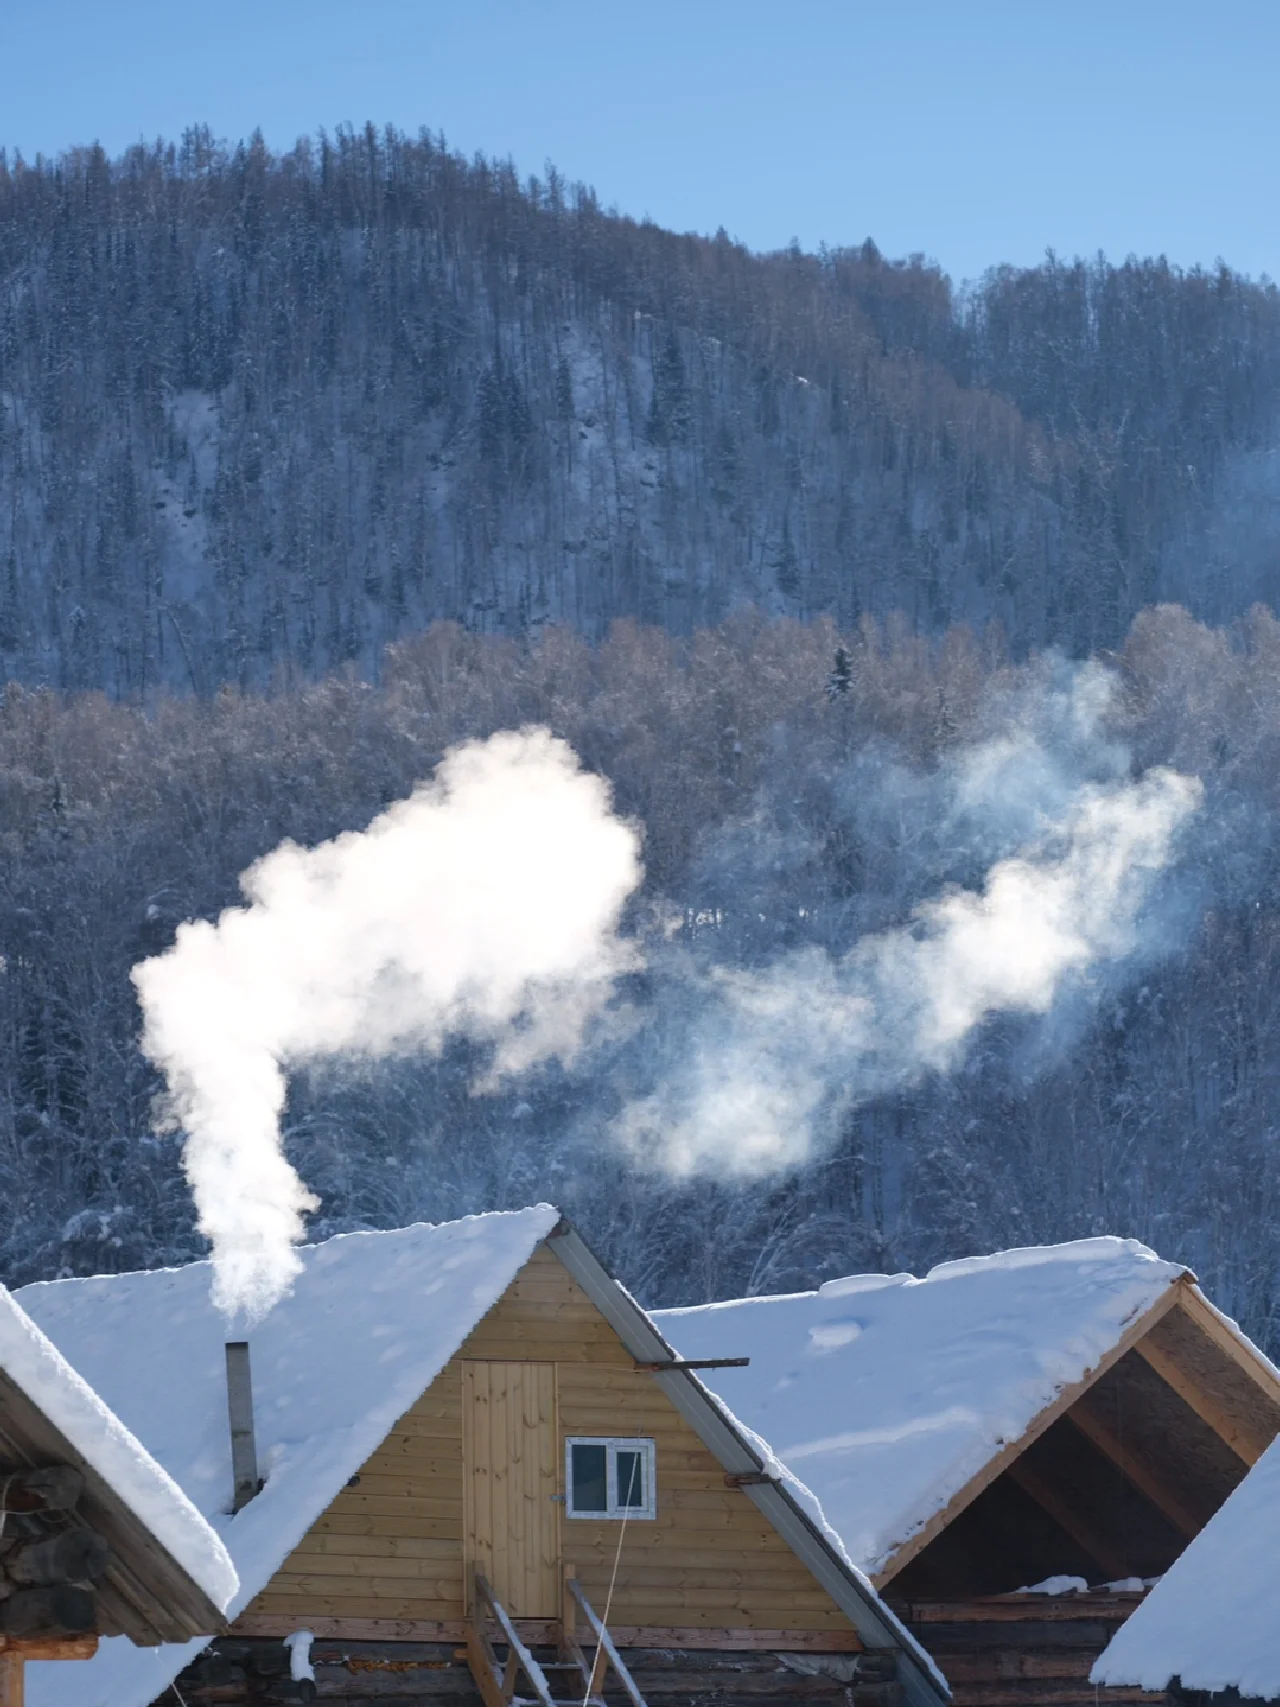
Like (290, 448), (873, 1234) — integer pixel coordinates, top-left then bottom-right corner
(1004, 1459), (1129, 1580)
(1065, 1406), (1200, 1539)
(634, 1358), (750, 1372)
(890, 1595), (1141, 1625)
(947, 1686), (1162, 1706)
(2, 1639), (97, 1662)
(1133, 1340), (1261, 1464)
(229, 1611), (860, 1650)
(874, 1282), (1184, 1589)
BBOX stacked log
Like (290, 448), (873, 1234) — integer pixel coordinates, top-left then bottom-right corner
(891, 1594), (1166, 1707)
(0, 1468), (109, 1640)
(173, 1637), (875, 1706)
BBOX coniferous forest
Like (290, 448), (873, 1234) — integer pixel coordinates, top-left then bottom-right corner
(4, 127), (1280, 1343)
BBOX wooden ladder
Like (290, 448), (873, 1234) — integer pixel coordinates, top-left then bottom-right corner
(464, 1567), (648, 1707)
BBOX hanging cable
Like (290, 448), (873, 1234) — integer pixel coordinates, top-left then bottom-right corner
(582, 1457), (638, 1707)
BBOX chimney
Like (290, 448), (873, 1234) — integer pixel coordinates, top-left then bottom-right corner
(225, 1342), (260, 1513)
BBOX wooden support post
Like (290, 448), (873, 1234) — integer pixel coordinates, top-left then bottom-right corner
(0, 1654), (24, 1707)
(561, 1564), (576, 1649)
(588, 1639), (609, 1702)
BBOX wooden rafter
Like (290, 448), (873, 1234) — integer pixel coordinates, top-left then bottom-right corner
(1065, 1404), (1200, 1539)
(874, 1281), (1184, 1588)
(1004, 1459), (1129, 1580)
(1177, 1284), (1280, 1402)
(1133, 1339), (1262, 1465)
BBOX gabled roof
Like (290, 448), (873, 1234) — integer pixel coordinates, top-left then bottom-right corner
(0, 1285), (237, 1644)
(19, 1205), (560, 1707)
(655, 1237), (1204, 1582)
(16, 1207), (947, 1707)
(1092, 1431), (1280, 1699)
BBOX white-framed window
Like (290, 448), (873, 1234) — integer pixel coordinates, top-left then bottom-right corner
(565, 1437), (656, 1520)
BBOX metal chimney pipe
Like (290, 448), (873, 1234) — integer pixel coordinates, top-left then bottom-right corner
(225, 1342), (260, 1513)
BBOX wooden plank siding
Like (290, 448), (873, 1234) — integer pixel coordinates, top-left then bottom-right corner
(242, 1245), (851, 1637)
(248, 1358), (466, 1624)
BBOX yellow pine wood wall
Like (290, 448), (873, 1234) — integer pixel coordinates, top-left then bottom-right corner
(246, 1245), (849, 1633)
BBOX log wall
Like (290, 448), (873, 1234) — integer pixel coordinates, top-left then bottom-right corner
(173, 1635), (860, 1707)
(892, 1593), (1169, 1707)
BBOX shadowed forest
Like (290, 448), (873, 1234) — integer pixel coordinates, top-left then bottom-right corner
(4, 607), (1280, 1350)
(3, 129), (1280, 1339)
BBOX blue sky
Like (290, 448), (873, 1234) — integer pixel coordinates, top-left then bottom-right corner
(3, 0), (1277, 285)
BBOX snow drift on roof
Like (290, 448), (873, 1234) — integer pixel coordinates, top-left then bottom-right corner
(0, 1287), (237, 1612)
(1092, 1430), (1280, 1698)
(655, 1236), (1183, 1579)
(18, 1204), (559, 1707)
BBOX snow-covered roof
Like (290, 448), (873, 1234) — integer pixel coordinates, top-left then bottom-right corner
(0, 1286), (237, 1623)
(1092, 1431), (1280, 1699)
(18, 1205), (560, 1707)
(655, 1237), (1186, 1581)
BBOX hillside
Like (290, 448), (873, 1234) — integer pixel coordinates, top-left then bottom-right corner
(2, 608), (1279, 1361)
(4, 125), (1280, 1356)
(2, 125), (1280, 691)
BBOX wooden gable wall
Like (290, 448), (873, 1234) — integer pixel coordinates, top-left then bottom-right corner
(241, 1246), (853, 1643)
(886, 1289), (1280, 1600)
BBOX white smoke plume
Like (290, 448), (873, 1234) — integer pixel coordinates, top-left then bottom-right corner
(133, 729), (642, 1317)
(619, 670), (1203, 1178)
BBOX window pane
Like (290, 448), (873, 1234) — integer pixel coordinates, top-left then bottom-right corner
(615, 1449), (645, 1509)
(571, 1443), (608, 1513)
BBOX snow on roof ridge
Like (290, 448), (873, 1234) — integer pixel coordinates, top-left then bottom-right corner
(25, 1202), (563, 1296)
(294, 1201), (561, 1255)
(819, 1271), (916, 1299)
(921, 1234), (1185, 1286)
(662, 1237), (1182, 1321)
(0, 1286), (237, 1611)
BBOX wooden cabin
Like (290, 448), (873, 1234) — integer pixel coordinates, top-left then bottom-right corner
(16, 1206), (949, 1707)
(658, 1238), (1280, 1707)
(0, 1286), (236, 1707)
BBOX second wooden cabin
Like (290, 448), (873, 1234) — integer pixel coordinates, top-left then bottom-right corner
(659, 1237), (1280, 1707)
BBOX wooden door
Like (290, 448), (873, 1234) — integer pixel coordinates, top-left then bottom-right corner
(462, 1361), (559, 1617)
